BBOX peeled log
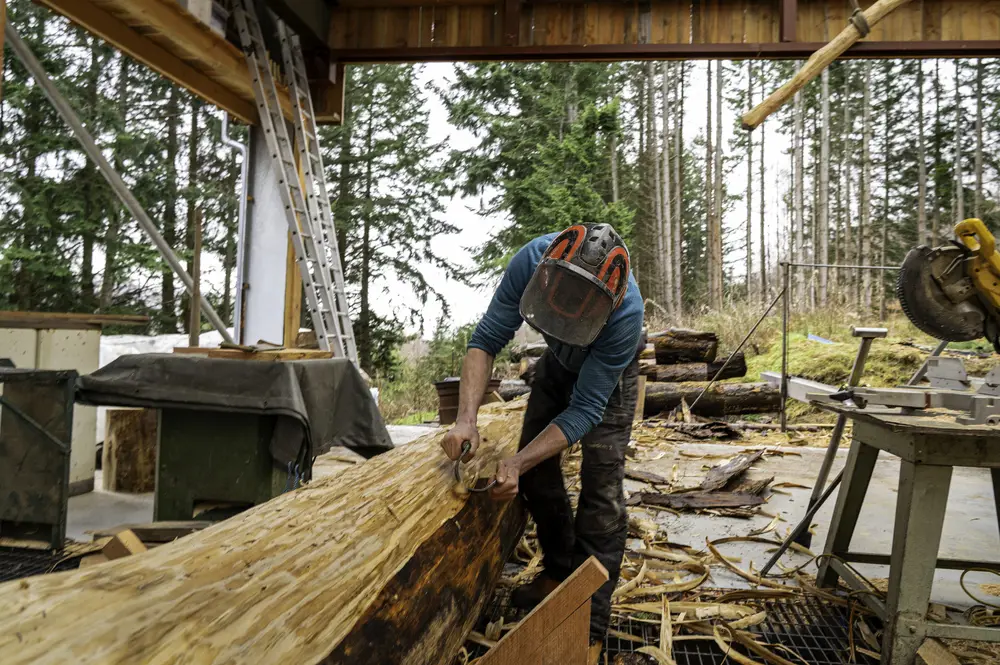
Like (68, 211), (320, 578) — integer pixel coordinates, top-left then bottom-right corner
(640, 353), (746, 382)
(0, 403), (528, 665)
(643, 382), (780, 418)
(652, 329), (719, 364)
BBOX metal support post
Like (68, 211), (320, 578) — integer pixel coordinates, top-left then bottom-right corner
(221, 112), (250, 345)
(908, 339), (949, 386)
(780, 262), (790, 431)
(4, 22), (234, 344)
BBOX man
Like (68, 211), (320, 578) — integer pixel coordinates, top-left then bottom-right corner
(440, 223), (644, 661)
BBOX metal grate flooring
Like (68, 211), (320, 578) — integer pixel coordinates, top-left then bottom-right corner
(474, 587), (881, 665)
(0, 546), (84, 583)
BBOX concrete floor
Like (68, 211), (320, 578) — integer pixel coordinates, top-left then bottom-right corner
(630, 442), (1000, 609)
(66, 424), (1000, 609)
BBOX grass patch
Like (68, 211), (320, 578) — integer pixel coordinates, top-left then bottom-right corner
(391, 410), (437, 425)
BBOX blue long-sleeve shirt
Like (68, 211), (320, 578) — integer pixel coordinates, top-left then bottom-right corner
(468, 233), (644, 443)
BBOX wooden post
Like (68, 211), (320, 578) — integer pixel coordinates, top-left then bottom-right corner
(283, 233), (302, 348)
(742, 0), (915, 129)
(634, 375), (647, 424)
(103, 408), (158, 493)
(188, 209), (202, 348)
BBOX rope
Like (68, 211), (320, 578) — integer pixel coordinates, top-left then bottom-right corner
(848, 0), (871, 37)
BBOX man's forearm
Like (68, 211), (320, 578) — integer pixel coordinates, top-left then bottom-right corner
(457, 348), (494, 424)
(512, 424), (569, 475)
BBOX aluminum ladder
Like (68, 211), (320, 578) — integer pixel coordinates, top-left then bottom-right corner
(232, 0), (356, 361)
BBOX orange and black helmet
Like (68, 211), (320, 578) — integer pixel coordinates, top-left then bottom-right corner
(519, 224), (630, 347)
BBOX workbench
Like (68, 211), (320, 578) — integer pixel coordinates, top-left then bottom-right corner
(813, 403), (1000, 665)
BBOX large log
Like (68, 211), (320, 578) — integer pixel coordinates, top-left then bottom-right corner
(0, 404), (528, 665)
(651, 329), (719, 364)
(640, 352), (746, 382)
(643, 382), (780, 418)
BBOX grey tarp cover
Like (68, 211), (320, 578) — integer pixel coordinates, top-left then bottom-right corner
(76, 354), (392, 473)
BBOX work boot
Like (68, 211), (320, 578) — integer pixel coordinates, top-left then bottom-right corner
(587, 641), (603, 665)
(510, 574), (561, 610)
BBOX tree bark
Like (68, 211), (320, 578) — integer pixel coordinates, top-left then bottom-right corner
(954, 61), (964, 222)
(793, 86), (805, 305)
(161, 87), (180, 332)
(745, 62), (754, 296)
(842, 70), (853, 301)
(861, 62), (873, 310)
(818, 65), (830, 305)
(358, 106), (375, 371)
(974, 58), (984, 218)
(660, 62), (674, 314)
(182, 98), (201, 334)
(932, 59), (942, 243)
(710, 62), (724, 309)
(673, 62), (684, 312)
(646, 61), (665, 308)
(100, 56), (129, 311)
(0, 407), (527, 665)
(102, 408), (157, 493)
(705, 61), (714, 304)
(916, 62), (928, 246)
(640, 352), (747, 382)
(758, 63), (767, 298)
(643, 382), (780, 418)
(652, 329), (719, 364)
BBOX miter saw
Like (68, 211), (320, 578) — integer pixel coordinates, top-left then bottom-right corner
(898, 218), (1000, 352)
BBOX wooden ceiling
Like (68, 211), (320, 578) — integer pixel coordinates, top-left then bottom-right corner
(328, 0), (1000, 61)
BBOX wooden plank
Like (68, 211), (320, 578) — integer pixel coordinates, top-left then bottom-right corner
(539, 602), (590, 665)
(634, 375), (647, 423)
(629, 491), (766, 510)
(0, 310), (149, 330)
(101, 529), (148, 560)
(103, 408), (157, 493)
(478, 557), (608, 665)
(171, 347), (333, 361)
(504, 0), (521, 45)
(282, 230), (303, 349)
(916, 638), (961, 665)
(780, 0), (797, 41)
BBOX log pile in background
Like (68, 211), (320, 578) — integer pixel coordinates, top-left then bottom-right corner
(511, 328), (778, 420)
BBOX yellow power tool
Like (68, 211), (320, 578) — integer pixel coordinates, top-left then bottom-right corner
(898, 218), (1000, 352)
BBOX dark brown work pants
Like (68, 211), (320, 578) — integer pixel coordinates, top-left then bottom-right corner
(517, 350), (639, 642)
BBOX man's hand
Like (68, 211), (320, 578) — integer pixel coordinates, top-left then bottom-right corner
(441, 420), (480, 462)
(490, 457), (521, 502)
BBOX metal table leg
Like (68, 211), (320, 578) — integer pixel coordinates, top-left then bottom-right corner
(992, 469), (1000, 543)
(884, 461), (953, 665)
(817, 441), (880, 588)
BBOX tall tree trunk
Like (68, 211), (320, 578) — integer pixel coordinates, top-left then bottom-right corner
(974, 58), (984, 218)
(609, 131), (619, 203)
(841, 69), (852, 302)
(932, 60), (942, 243)
(954, 62), (965, 222)
(335, 91), (354, 271)
(660, 62), (673, 314)
(745, 61), (753, 296)
(710, 61), (724, 309)
(673, 62), (684, 313)
(793, 88), (804, 305)
(705, 61), (714, 305)
(758, 64), (767, 299)
(916, 63), (928, 246)
(79, 38), (100, 309)
(161, 88), (180, 332)
(645, 61), (665, 308)
(861, 62), (873, 310)
(99, 55), (129, 311)
(879, 64), (891, 321)
(358, 105), (375, 370)
(818, 65), (830, 306)
(183, 98), (201, 334)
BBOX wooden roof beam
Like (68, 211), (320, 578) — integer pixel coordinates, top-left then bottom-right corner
(34, 0), (295, 125)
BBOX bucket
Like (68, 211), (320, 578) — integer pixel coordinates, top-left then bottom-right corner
(434, 377), (502, 425)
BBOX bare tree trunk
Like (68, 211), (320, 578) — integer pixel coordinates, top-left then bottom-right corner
(917, 63), (928, 246)
(955, 61), (965, 222)
(100, 55), (129, 311)
(610, 132), (620, 203)
(646, 61), (665, 307)
(745, 61), (753, 297)
(673, 62), (684, 313)
(710, 61), (724, 309)
(818, 65), (830, 306)
(660, 62), (674, 314)
(841, 69), (853, 303)
(705, 61), (715, 306)
(974, 58), (984, 218)
(793, 88), (805, 305)
(861, 62), (873, 310)
(758, 64), (767, 299)
(932, 60), (942, 243)
(879, 65), (891, 321)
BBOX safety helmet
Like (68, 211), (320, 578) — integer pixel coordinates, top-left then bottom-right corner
(519, 224), (630, 347)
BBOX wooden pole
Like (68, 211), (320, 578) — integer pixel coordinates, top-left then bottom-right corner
(188, 209), (202, 347)
(741, 0), (915, 130)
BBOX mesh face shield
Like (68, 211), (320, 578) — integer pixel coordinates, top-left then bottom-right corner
(519, 259), (615, 347)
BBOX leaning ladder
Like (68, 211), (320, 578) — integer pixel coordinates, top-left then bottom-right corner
(232, 0), (356, 361)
